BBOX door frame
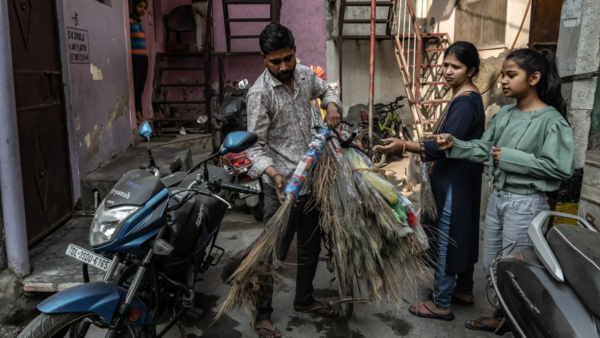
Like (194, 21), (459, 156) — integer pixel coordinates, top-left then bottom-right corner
(55, 0), (82, 205)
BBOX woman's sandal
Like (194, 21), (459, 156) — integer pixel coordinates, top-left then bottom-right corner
(465, 317), (496, 331)
(294, 302), (339, 317)
(253, 323), (281, 338)
(408, 302), (455, 321)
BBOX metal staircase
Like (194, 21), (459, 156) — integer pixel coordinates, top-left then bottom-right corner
(338, 0), (451, 139)
(152, 1), (214, 135)
(222, 0), (281, 52)
(337, 0), (396, 102)
(393, 0), (451, 138)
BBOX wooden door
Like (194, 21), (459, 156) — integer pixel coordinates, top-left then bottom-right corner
(8, 0), (73, 244)
(529, 0), (563, 52)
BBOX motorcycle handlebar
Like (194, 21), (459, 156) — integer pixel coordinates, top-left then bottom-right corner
(220, 182), (259, 195)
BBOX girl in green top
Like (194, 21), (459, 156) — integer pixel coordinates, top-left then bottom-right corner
(431, 48), (575, 331)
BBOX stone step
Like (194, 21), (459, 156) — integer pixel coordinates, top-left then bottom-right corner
(22, 218), (103, 292)
(135, 133), (212, 156)
(585, 150), (600, 169)
(80, 147), (192, 212)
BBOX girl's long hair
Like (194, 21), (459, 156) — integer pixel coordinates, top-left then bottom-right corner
(506, 49), (568, 121)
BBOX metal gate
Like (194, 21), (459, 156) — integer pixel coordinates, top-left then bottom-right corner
(8, 0), (73, 244)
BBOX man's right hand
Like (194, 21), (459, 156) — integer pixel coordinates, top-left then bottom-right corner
(273, 174), (287, 204)
(265, 166), (287, 204)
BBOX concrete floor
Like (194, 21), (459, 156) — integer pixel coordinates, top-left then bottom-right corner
(151, 210), (494, 338)
(21, 155), (497, 337)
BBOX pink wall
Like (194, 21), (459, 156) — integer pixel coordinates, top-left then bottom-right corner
(142, 0), (327, 120)
(280, 0), (327, 71)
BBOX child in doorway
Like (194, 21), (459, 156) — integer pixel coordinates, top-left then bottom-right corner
(430, 48), (575, 331)
(130, 0), (151, 125)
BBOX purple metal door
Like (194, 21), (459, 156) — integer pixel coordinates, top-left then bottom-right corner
(8, 0), (73, 244)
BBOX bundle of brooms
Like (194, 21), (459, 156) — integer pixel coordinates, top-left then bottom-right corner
(217, 128), (430, 321)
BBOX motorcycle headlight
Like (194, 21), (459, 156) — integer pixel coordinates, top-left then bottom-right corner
(89, 201), (140, 247)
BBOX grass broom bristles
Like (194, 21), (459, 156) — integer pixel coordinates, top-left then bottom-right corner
(217, 134), (434, 322)
(216, 196), (295, 322)
(419, 162), (438, 220)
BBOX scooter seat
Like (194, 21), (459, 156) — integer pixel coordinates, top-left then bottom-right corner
(548, 224), (600, 318)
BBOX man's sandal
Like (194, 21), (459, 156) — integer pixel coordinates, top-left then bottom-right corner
(294, 302), (338, 317)
(253, 323), (281, 338)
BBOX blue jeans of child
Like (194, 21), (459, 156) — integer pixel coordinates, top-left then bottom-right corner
(432, 186), (475, 309)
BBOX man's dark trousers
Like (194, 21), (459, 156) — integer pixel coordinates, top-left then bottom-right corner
(255, 184), (322, 322)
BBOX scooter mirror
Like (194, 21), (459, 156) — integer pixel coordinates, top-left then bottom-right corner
(139, 121), (153, 138)
(238, 79), (249, 90)
(197, 115), (208, 124)
(220, 131), (258, 155)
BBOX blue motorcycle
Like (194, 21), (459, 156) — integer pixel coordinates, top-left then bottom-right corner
(19, 122), (259, 338)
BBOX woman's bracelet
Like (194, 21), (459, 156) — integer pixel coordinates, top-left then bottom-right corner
(272, 173), (284, 180)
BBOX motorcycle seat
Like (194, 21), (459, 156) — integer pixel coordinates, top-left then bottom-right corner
(548, 224), (600, 318)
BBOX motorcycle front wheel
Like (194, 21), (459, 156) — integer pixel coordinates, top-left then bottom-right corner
(18, 312), (149, 338)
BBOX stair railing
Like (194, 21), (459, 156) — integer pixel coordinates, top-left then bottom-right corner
(393, 0), (424, 137)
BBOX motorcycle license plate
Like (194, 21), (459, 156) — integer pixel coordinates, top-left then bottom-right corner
(65, 244), (112, 271)
(239, 180), (261, 199)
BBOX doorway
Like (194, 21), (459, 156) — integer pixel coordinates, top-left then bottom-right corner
(8, 0), (73, 244)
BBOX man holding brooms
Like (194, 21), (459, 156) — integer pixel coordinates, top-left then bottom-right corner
(245, 23), (343, 338)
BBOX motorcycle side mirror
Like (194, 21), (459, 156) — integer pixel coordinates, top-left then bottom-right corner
(238, 79), (249, 90)
(139, 121), (153, 138)
(220, 131), (258, 155)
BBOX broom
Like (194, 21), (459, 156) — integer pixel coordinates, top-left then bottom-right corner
(344, 147), (430, 296)
(216, 127), (329, 321)
(419, 162), (438, 220)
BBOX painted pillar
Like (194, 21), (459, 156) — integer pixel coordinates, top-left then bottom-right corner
(555, 0), (600, 224)
(0, 0), (30, 278)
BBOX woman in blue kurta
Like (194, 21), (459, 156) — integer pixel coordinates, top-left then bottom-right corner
(375, 41), (485, 320)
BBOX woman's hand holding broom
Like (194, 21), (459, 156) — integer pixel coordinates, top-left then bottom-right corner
(428, 133), (455, 150)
